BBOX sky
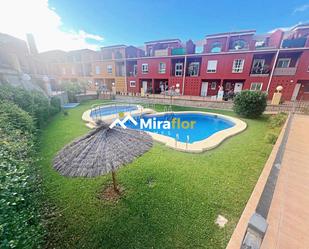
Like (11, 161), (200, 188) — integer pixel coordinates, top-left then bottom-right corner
(0, 0), (309, 52)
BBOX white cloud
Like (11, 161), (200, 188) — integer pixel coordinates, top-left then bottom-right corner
(0, 0), (104, 52)
(293, 3), (309, 14)
(268, 21), (307, 33)
(268, 26), (294, 33)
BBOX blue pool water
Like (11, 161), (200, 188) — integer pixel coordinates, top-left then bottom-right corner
(91, 105), (138, 117)
(63, 103), (80, 109)
(124, 113), (235, 143)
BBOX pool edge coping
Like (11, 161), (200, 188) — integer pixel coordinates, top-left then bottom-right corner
(141, 111), (247, 153)
(82, 107), (247, 153)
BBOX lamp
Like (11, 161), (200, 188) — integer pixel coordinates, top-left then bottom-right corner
(276, 85), (283, 93)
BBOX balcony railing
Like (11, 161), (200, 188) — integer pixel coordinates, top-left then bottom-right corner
(282, 37), (307, 48)
(154, 49), (168, 57)
(273, 67), (297, 76)
(250, 66), (271, 76)
(171, 48), (186, 55)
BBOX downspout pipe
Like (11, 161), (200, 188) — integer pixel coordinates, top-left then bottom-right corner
(266, 49), (279, 92)
(182, 55), (187, 95)
(266, 36), (284, 93)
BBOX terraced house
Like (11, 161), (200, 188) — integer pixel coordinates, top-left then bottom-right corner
(125, 24), (309, 101)
(3, 24), (308, 101)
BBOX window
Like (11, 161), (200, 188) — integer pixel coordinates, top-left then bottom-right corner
(250, 82), (263, 91)
(95, 65), (100, 74)
(211, 42), (222, 53)
(71, 67), (75, 75)
(130, 81), (136, 87)
(207, 60), (218, 73)
(175, 63), (183, 76)
(142, 63), (148, 74)
(107, 65), (112, 74)
(158, 62), (166, 74)
(277, 58), (290, 68)
(230, 39), (248, 50)
(133, 64), (137, 76)
(232, 59), (245, 73)
(62, 67), (66, 75)
(188, 62), (200, 76)
(211, 82), (217, 90)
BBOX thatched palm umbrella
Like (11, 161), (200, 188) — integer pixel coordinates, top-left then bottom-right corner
(53, 122), (153, 192)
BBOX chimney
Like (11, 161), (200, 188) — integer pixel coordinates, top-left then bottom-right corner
(26, 33), (38, 54)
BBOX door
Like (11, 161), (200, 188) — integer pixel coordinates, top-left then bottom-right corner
(142, 81), (148, 93)
(291, 83), (301, 101)
(201, 82), (208, 96)
(234, 82), (243, 93)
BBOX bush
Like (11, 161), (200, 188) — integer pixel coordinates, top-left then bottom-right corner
(233, 90), (267, 118)
(0, 101), (35, 133)
(0, 101), (43, 248)
(50, 97), (61, 116)
(265, 131), (279, 144)
(269, 112), (287, 129)
(60, 81), (84, 102)
(0, 83), (60, 127)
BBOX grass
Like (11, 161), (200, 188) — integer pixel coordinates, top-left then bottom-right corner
(39, 100), (277, 249)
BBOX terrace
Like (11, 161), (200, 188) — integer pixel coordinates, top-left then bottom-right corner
(273, 51), (302, 76)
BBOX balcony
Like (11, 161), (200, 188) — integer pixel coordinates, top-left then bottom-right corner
(250, 65), (271, 76)
(282, 37), (307, 48)
(154, 49), (168, 57)
(171, 48), (186, 55)
(273, 67), (297, 76)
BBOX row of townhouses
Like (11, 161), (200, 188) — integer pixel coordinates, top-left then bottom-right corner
(1, 24), (309, 101)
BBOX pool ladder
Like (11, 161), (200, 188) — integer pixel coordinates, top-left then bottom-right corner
(163, 105), (172, 112)
(174, 134), (190, 151)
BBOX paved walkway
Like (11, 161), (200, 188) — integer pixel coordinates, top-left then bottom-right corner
(260, 114), (309, 249)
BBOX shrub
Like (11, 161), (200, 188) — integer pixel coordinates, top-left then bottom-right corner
(0, 101), (35, 133)
(60, 81), (84, 102)
(265, 131), (279, 144)
(269, 112), (287, 129)
(0, 101), (43, 248)
(233, 90), (267, 118)
(0, 83), (60, 127)
(50, 97), (62, 116)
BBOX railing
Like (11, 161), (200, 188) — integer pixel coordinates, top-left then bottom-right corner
(154, 49), (169, 57)
(266, 101), (309, 114)
(282, 37), (307, 48)
(116, 95), (309, 114)
(250, 66), (270, 76)
(273, 67), (297, 76)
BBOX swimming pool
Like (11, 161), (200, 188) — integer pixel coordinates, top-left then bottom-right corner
(123, 113), (235, 143)
(90, 105), (138, 118)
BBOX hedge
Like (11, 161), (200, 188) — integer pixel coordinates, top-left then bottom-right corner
(0, 83), (61, 128)
(0, 84), (62, 248)
(0, 101), (43, 248)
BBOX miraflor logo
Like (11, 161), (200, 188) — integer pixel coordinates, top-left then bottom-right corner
(109, 112), (196, 130)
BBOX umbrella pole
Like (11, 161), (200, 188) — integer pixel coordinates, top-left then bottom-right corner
(111, 170), (119, 193)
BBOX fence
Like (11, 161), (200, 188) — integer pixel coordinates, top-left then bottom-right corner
(115, 95), (309, 114)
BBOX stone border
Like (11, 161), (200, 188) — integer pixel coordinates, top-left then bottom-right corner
(226, 115), (290, 249)
(82, 104), (155, 128)
(141, 111), (246, 153)
(82, 107), (246, 152)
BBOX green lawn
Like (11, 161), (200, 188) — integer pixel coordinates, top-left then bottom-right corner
(39, 100), (275, 249)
